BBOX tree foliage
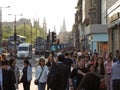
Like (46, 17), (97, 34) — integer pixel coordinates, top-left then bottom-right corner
(2, 18), (46, 44)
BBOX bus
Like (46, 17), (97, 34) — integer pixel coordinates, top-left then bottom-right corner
(8, 35), (26, 52)
(34, 37), (46, 55)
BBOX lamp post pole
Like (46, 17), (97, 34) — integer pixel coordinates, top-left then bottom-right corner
(29, 19), (32, 46)
(24, 21), (26, 36)
(8, 14), (23, 57)
(0, 6), (10, 48)
(14, 15), (17, 57)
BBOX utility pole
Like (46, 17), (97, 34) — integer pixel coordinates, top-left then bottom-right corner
(30, 20), (32, 46)
(8, 14), (23, 57)
(47, 29), (50, 50)
(14, 15), (17, 57)
(24, 21), (26, 36)
(0, 6), (10, 48)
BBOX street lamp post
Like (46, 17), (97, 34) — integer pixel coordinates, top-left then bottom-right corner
(31, 23), (32, 46)
(0, 6), (10, 48)
(29, 19), (32, 46)
(8, 14), (23, 57)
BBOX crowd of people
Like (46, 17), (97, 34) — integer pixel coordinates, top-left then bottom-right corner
(44, 49), (120, 90)
(0, 48), (120, 90)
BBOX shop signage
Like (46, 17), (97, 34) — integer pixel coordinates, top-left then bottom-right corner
(108, 12), (120, 23)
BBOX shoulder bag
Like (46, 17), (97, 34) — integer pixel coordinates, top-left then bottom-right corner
(34, 68), (44, 85)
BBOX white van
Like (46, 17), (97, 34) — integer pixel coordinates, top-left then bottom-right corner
(17, 43), (32, 59)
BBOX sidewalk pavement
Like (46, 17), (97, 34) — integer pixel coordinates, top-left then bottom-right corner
(19, 77), (38, 90)
(18, 67), (48, 90)
(18, 77), (48, 90)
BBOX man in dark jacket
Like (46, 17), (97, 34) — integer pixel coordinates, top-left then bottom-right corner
(47, 54), (69, 90)
(0, 60), (16, 90)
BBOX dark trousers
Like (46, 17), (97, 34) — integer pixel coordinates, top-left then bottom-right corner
(23, 81), (30, 90)
(38, 82), (46, 90)
(112, 79), (120, 90)
(66, 82), (69, 90)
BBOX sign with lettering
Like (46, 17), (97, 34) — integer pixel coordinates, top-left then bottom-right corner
(108, 12), (120, 23)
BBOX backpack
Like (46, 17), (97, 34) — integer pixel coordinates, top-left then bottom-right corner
(47, 64), (59, 89)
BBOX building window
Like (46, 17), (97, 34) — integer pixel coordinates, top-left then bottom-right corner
(93, 0), (96, 4)
(91, 0), (96, 5)
(91, 12), (97, 24)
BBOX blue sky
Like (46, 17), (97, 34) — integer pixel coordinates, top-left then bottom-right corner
(0, 0), (77, 34)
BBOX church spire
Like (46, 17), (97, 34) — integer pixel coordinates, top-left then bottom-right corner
(43, 17), (47, 34)
(62, 18), (66, 32)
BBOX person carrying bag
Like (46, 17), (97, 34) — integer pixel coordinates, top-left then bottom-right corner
(34, 68), (44, 85)
(35, 58), (49, 90)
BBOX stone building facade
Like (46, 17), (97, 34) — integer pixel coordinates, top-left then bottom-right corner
(107, 0), (120, 55)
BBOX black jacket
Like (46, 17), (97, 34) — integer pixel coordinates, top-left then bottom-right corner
(2, 69), (16, 90)
(50, 62), (69, 90)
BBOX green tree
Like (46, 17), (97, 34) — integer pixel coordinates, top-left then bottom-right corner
(2, 18), (47, 45)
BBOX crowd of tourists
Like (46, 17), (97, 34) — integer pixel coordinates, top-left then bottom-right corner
(0, 48), (120, 90)
(34, 48), (120, 90)
(44, 48), (120, 90)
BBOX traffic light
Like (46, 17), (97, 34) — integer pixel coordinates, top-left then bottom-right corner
(47, 34), (50, 42)
(52, 32), (56, 43)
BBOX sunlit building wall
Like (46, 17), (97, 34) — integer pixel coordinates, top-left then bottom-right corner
(107, 0), (120, 55)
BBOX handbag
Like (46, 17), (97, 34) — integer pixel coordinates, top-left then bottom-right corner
(100, 79), (107, 89)
(34, 68), (44, 85)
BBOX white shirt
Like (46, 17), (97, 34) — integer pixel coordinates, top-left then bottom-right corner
(35, 65), (49, 83)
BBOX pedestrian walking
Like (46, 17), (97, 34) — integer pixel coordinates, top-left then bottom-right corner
(64, 52), (74, 90)
(95, 57), (106, 90)
(35, 58), (49, 90)
(69, 56), (88, 90)
(0, 60), (16, 90)
(111, 54), (120, 90)
(104, 54), (113, 90)
(46, 54), (56, 90)
(47, 54), (69, 90)
(9, 58), (20, 90)
(20, 59), (32, 90)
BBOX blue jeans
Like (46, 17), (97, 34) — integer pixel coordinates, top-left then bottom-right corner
(38, 82), (46, 90)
